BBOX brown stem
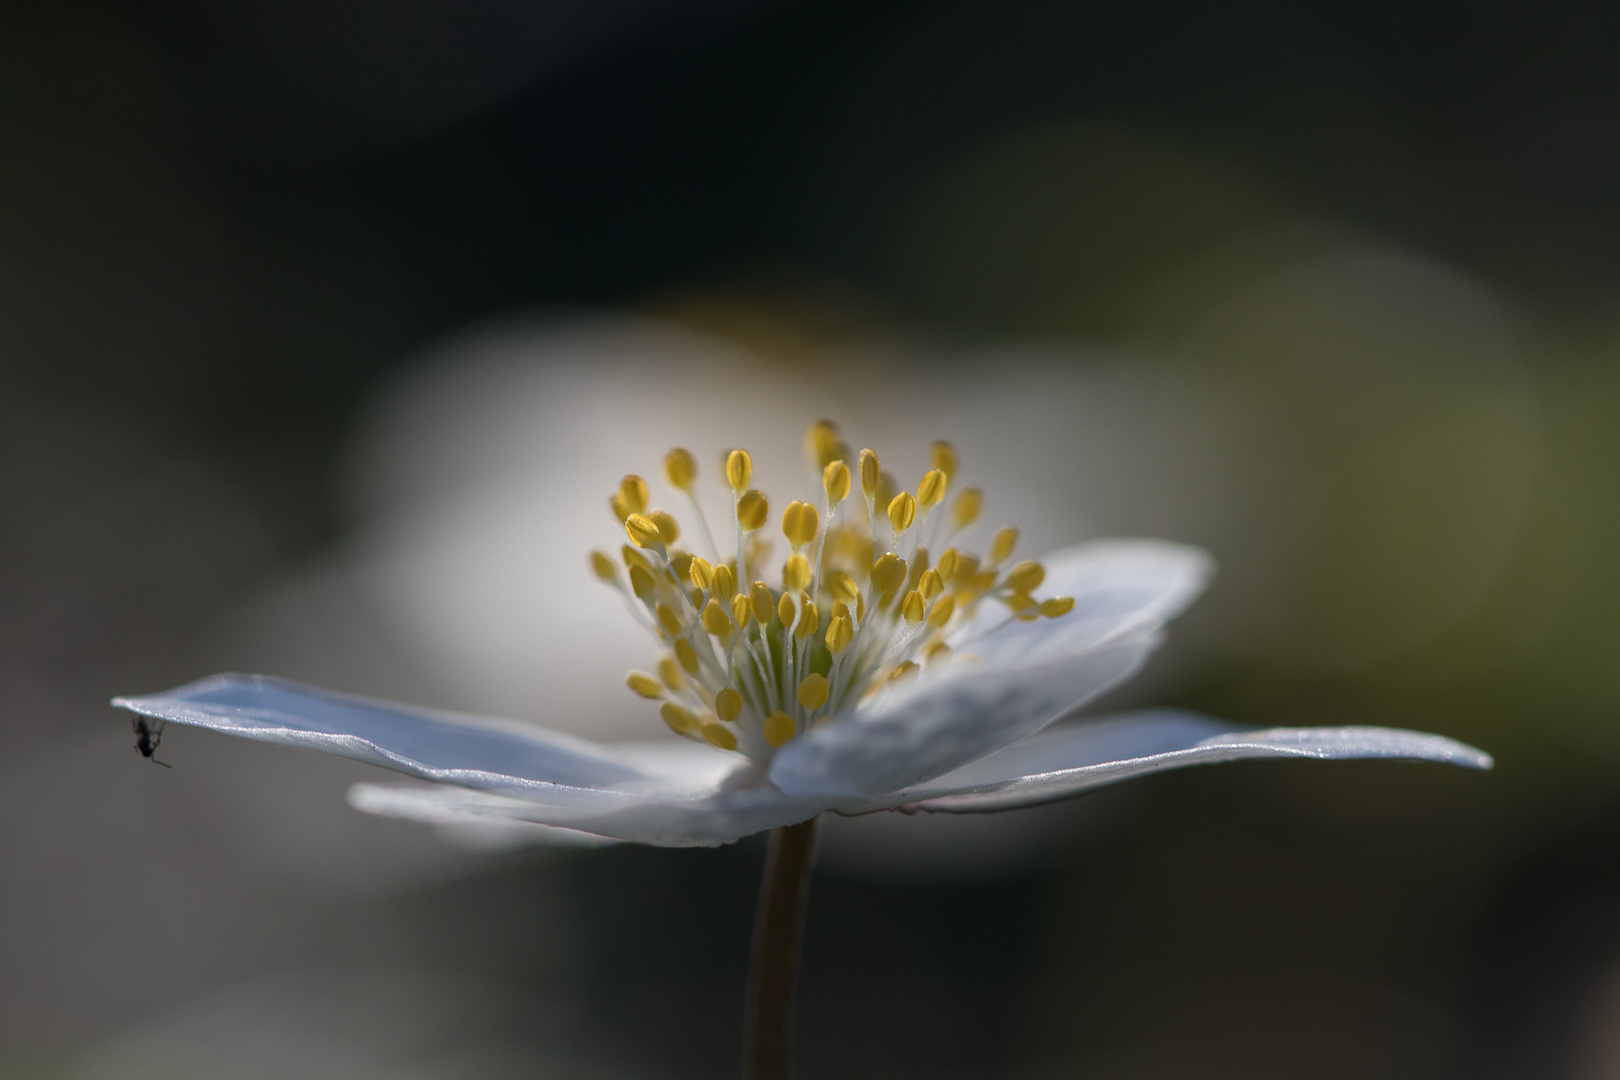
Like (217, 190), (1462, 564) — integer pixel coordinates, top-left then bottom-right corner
(743, 816), (819, 1080)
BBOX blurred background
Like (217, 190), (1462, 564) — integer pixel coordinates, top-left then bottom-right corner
(4, 0), (1620, 1077)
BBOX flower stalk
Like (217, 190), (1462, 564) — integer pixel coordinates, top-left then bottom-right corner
(744, 816), (820, 1080)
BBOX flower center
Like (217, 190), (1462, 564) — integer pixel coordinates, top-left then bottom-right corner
(592, 421), (1075, 762)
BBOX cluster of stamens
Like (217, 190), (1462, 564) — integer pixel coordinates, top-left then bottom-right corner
(590, 421), (1075, 760)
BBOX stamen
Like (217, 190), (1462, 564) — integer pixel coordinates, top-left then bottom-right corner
(625, 514), (664, 550)
(675, 639), (700, 675)
(871, 553), (907, 595)
(1005, 560), (1045, 593)
(689, 556), (714, 590)
(917, 469), (947, 509)
(751, 581), (774, 624)
(715, 688), (743, 723)
(1039, 596), (1075, 617)
(661, 702), (699, 735)
(726, 449), (753, 494)
(626, 672), (664, 699)
(701, 720), (739, 751)
(825, 613), (853, 654)
(797, 674), (829, 711)
(619, 475), (649, 515)
(937, 548), (959, 582)
(928, 593), (957, 627)
(702, 599), (733, 639)
(664, 448), (697, 491)
(732, 593), (753, 629)
(629, 566), (657, 601)
(658, 657), (684, 690)
(782, 502), (818, 548)
(763, 711), (796, 747)
(783, 553), (811, 592)
(712, 564), (737, 602)
(823, 461), (851, 504)
(930, 441), (959, 483)
(657, 604), (683, 637)
(737, 490), (769, 531)
(989, 526), (1018, 565)
(901, 590), (925, 625)
(859, 449), (881, 500)
(806, 421), (849, 469)
(887, 491), (917, 537)
(794, 600), (818, 639)
(590, 550), (618, 582)
(951, 488), (982, 531)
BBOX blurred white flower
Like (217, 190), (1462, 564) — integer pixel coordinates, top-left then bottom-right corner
(115, 405), (1490, 848)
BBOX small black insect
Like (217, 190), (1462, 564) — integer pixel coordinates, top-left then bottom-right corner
(132, 716), (171, 767)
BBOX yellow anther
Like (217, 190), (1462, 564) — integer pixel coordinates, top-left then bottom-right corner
(927, 593), (956, 628)
(619, 475), (649, 516)
(751, 580), (774, 624)
(731, 592), (753, 628)
(797, 673), (830, 710)
(590, 550), (618, 583)
(777, 590), (797, 626)
(887, 491), (917, 535)
(950, 552), (980, 583)
(1040, 596), (1075, 618)
(951, 487), (983, 531)
(806, 420), (849, 468)
(1002, 591), (1037, 613)
(825, 614), (853, 654)
(688, 556), (714, 590)
(670, 552), (694, 582)
(782, 501), (819, 547)
(715, 687), (742, 723)
(649, 510), (680, 545)
(626, 671), (664, 699)
(629, 565), (656, 600)
(610, 493), (633, 522)
(658, 657), (684, 690)
(763, 710), (796, 747)
(656, 604), (683, 637)
(930, 441), (959, 483)
(660, 702), (699, 735)
(736, 489), (769, 531)
(726, 449), (753, 493)
(783, 552), (811, 591)
(917, 468), (947, 509)
(702, 598), (733, 638)
(664, 447), (697, 491)
(937, 548), (959, 582)
(701, 720), (738, 751)
(625, 513), (664, 550)
(919, 568), (944, 601)
(795, 600), (819, 638)
(859, 449), (880, 498)
(825, 570), (860, 605)
(870, 552), (907, 594)
(823, 460), (851, 504)
(888, 661), (918, 684)
(711, 563), (736, 601)
(622, 544), (652, 573)
(989, 526), (1018, 564)
(901, 590), (925, 624)
(925, 640), (952, 665)
(674, 638), (700, 675)
(1005, 560), (1045, 593)
(856, 593), (866, 622)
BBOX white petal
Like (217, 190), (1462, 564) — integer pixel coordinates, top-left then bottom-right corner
(114, 674), (708, 805)
(770, 632), (1161, 799)
(886, 709), (1493, 812)
(348, 779), (841, 848)
(768, 541), (1211, 801)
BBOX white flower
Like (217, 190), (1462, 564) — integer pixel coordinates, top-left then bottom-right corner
(115, 424), (1490, 848)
